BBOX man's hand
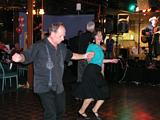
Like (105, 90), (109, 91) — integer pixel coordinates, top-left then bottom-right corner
(12, 53), (24, 63)
(103, 58), (119, 63)
(84, 52), (95, 62)
(110, 59), (119, 63)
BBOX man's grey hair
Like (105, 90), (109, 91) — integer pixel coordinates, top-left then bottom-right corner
(86, 21), (95, 32)
(49, 22), (65, 34)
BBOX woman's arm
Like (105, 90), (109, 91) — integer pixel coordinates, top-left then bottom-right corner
(71, 52), (94, 61)
(103, 59), (118, 63)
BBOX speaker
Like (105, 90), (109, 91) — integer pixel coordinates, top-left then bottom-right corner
(137, 0), (149, 10)
(105, 19), (113, 33)
(117, 21), (129, 33)
(117, 14), (129, 33)
(104, 15), (117, 34)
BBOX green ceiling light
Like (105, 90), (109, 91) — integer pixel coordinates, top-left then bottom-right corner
(128, 3), (136, 12)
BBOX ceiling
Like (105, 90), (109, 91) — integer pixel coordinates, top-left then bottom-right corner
(0, 0), (160, 15)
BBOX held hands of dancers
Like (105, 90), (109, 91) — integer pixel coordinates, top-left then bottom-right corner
(103, 58), (119, 64)
(110, 59), (119, 63)
(83, 52), (95, 62)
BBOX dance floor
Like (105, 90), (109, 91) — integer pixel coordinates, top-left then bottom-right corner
(0, 65), (160, 120)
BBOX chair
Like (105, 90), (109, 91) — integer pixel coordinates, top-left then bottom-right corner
(0, 62), (18, 92)
(17, 65), (28, 76)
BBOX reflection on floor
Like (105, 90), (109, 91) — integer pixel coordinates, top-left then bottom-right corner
(0, 66), (160, 120)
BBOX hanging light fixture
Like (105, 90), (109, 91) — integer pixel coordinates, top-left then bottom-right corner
(39, 8), (44, 15)
(76, 2), (81, 15)
(26, 0), (45, 15)
(76, 3), (81, 11)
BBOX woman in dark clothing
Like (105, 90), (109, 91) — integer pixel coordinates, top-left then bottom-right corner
(74, 30), (118, 120)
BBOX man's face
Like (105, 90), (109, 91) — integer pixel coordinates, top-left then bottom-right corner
(51, 26), (66, 45)
(151, 19), (158, 27)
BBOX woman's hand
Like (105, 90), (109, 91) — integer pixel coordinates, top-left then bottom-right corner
(103, 58), (119, 63)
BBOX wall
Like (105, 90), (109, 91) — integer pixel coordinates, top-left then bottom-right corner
(18, 12), (94, 48)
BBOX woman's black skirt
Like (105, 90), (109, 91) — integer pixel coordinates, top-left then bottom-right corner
(73, 63), (110, 100)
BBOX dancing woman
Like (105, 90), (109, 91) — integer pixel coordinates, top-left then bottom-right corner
(74, 30), (118, 120)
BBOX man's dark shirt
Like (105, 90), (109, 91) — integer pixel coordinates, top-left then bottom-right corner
(78, 31), (93, 54)
(142, 24), (153, 43)
(22, 38), (73, 94)
(142, 24), (160, 58)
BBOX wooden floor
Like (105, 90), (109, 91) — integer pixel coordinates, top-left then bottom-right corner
(0, 65), (160, 120)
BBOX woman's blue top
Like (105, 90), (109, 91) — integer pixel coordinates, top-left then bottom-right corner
(86, 43), (104, 67)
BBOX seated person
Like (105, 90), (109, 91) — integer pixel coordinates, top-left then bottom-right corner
(130, 42), (142, 59)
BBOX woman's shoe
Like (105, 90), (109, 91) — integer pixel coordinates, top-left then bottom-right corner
(92, 111), (102, 120)
(77, 112), (90, 120)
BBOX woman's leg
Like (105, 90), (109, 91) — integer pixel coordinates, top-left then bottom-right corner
(79, 98), (93, 116)
(92, 100), (104, 115)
